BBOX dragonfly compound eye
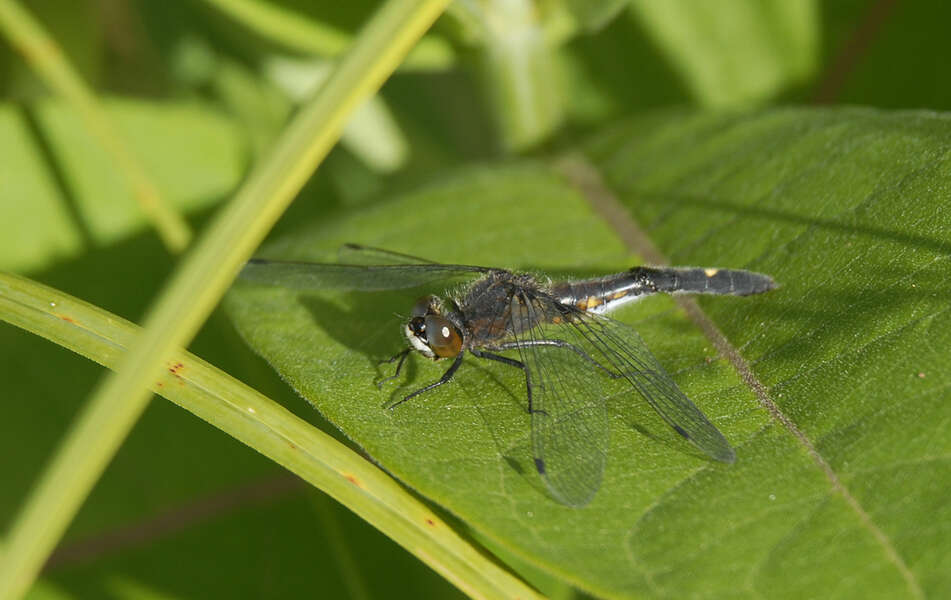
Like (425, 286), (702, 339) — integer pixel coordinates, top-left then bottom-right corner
(424, 315), (462, 358)
(411, 295), (438, 318)
(408, 316), (426, 337)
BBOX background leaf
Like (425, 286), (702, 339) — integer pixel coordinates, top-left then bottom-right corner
(0, 98), (243, 272)
(228, 107), (949, 598)
(626, 0), (820, 107)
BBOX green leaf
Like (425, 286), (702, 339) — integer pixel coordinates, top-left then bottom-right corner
(227, 107), (948, 598)
(563, 0), (631, 32)
(628, 0), (820, 107)
(0, 98), (245, 272)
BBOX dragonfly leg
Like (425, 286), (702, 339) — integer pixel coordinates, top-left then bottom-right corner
(470, 349), (548, 416)
(376, 349), (410, 388)
(386, 353), (464, 409)
(495, 339), (623, 379)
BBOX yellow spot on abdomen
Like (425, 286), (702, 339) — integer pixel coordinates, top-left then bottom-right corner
(704, 268), (719, 277)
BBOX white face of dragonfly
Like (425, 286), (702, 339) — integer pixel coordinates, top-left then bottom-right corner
(404, 322), (436, 359)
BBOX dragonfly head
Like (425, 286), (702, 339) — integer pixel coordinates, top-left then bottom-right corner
(404, 295), (463, 360)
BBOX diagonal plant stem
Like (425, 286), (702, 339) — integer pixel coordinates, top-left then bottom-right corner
(0, 1), (450, 597)
(0, 272), (541, 600)
(0, 0), (191, 253)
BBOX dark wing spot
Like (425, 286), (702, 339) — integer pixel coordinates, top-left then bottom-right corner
(673, 424), (690, 439)
(534, 457), (546, 475)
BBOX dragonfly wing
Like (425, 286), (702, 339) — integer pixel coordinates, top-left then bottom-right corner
(239, 259), (490, 291)
(504, 293), (734, 505)
(337, 243), (440, 265)
(566, 311), (736, 463)
(508, 292), (609, 507)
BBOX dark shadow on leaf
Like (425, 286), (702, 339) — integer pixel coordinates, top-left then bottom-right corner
(296, 292), (426, 407)
(675, 195), (951, 256)
(605, 387), (712, 463)
(19, 104), (97, 251)
(297, 292), (409, 359)
(452, 360), (551, 501)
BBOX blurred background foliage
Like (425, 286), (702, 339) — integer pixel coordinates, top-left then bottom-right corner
(1, 0), (948, 598)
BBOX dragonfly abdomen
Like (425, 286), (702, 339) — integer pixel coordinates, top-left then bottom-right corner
(637, 266), (776, 297)
(553, 266), (776, 313)
(552, 273), (654, 313)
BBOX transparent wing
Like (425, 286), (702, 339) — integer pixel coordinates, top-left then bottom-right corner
(564, 310), (736, 463)
(508, 292), (609, 507)
(239, 259), (491, 291)
(506, 293), (735, 506)
(337, 243), (440, 265)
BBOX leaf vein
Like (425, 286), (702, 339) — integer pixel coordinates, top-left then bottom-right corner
(563, 154), (926, 600)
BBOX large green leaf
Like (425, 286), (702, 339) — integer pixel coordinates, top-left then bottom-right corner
(0, 98), (244, 273)
(226, 107), (949, 598)
(628, 0), (820, 107)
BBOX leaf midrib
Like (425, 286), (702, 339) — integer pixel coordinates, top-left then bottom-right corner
(559, 153), (925, 599)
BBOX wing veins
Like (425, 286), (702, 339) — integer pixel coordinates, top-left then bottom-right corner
(510, 292), (608, 506)
(240, 259), (493, 291)
(567, 311), (735, 462)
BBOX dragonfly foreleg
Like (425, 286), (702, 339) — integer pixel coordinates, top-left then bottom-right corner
(376, 349), (411, 388)
(386, 352), (464, 409)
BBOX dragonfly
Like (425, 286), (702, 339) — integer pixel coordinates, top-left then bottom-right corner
(240, 244), (776, 506)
